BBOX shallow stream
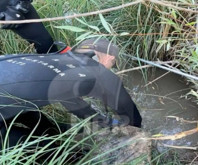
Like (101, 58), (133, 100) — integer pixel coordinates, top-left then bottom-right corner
(124, 68), (198, 151)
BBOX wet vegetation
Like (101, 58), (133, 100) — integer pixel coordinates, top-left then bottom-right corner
(0, 0), (198, 164)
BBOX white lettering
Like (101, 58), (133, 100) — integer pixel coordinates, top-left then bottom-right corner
(78, 73), (86, 77)
(25, 58), (32, 61)
(6, 59), (26, 66)
(19, 63), (26, 66)
(7, 59), (14, 62)
(48, 65), (55, 69)
(53, 68), (61, 73)
(17, 62), (26, 65)
(52, 59), (59, 62)
(38, 61), (43, 64)
(59, 73), (66, 77)
(42, 63), (48, 66)
(66, 64), (76, 69)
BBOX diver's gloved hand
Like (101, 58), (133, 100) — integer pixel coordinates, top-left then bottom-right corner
(0, 7), (25, 29)
(0, 0), (32, 29)
(97, 117), (125, 128)
(109, 118), (125, 127)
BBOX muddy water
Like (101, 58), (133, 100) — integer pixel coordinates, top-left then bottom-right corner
(123, 68), (198, 150)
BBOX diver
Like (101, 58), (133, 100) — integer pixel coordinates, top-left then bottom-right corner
(0, 0), (142, 150)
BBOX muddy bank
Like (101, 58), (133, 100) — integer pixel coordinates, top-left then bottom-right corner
(93, 126), (151, 165)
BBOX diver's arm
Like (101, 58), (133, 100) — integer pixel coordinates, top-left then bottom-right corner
(88, 64), (142, 127)
(0, 0), (58, 53)
(12, 4), (58, 53)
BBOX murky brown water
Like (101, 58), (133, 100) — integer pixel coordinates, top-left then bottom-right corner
(123, 68), (198, 151)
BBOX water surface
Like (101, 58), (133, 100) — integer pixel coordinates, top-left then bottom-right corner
(123, 68), (198, 150)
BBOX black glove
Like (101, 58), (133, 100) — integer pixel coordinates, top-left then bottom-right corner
(0, 6), (25, 29)
(14, 0), (32, 14)
(0, 0), (32, 29)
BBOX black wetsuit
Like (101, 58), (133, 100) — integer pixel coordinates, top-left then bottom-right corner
(0, 52), (142, 148)
(0, 0), (142, 149)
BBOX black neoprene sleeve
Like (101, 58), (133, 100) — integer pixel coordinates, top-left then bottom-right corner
(87, 63), (142, 127)
(12, 4), (58, 53)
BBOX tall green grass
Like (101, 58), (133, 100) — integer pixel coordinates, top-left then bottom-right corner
(0, 110), (150, 164)
(35, 0), (197, 82)
(1, 0), (196, 69)
(0, 115), (94, 164)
